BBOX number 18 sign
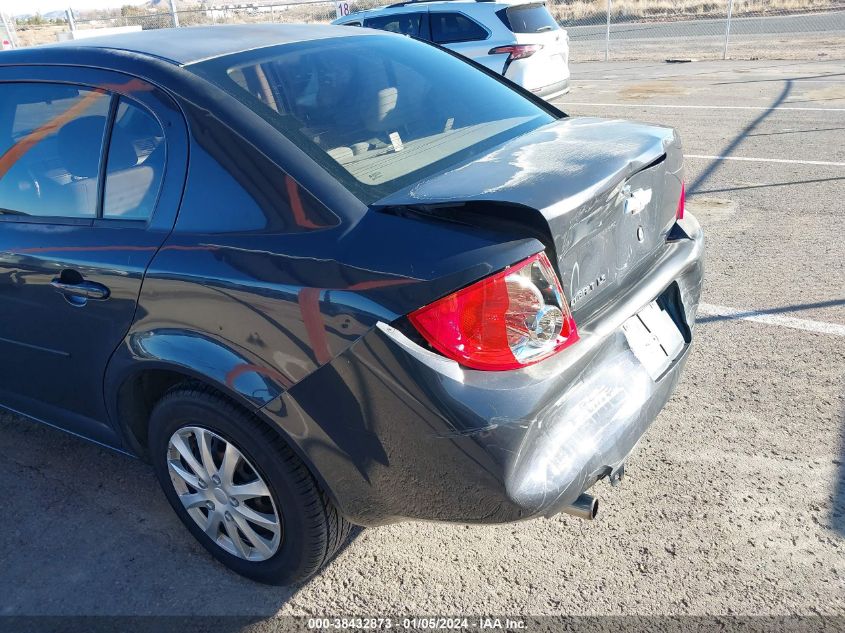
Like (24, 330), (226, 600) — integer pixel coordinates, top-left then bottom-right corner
(335, 1), (351, 18)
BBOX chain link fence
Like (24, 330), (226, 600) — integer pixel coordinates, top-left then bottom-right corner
(6, 0), (845, 61)
(558, 0), (845, 61)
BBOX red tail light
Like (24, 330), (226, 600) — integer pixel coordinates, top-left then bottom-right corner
(676, 181), (685, 220)
(409, 253), (578, 371)
(488, 44), (543, 61)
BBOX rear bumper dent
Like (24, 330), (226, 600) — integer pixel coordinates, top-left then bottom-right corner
(508, 320), (692, 517)
(264, 215), (704, 525)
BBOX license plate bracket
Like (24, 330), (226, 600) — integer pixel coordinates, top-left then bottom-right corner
(622, 300), (685, 380)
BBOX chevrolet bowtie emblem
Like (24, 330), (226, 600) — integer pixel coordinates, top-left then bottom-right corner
(622, 185), (653, 215)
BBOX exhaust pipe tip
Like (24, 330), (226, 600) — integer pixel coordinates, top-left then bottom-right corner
(562, 493), (598, 521)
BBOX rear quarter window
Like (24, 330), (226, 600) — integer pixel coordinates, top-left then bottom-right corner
(103, 98), (166, 220)
(364, 13), (422, 36)
(430, 12), (488, 44)
(497, 4), (559, 33)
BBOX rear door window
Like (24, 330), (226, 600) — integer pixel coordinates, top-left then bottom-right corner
(0, 82), (110, 219)
(498, 4), (559, 33)
(430, 12), (488, 44)
(364, 12), (422, 37)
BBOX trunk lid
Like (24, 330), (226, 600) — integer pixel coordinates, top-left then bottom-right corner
(375, 117), (684, 316)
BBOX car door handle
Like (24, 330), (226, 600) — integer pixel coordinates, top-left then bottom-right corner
(50, 278), (110, 301)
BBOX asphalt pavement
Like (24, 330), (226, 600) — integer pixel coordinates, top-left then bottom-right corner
(1, 58), (843, 623)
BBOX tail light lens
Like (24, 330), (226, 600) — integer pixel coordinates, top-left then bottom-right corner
(409, 252), (579, 371)
(676, 180), (685, 220)
(488, 44), (543, 61)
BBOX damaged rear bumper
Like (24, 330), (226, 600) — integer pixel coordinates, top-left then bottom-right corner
(261, 215), (704, 526)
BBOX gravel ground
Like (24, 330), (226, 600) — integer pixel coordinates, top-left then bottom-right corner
(1, 59), (843, 626)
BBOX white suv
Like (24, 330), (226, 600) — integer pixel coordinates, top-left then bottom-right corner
(333, 0), (570, 99)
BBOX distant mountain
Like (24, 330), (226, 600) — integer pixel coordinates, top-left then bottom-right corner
(13, 10), (68, 19)
(147, 0), (194, 8)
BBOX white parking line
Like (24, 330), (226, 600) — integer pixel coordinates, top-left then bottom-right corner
(556, 102), (845, 112)
(698, 303), (845, 337)
(686, 154), (845, 167)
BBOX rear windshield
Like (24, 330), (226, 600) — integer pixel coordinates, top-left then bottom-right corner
(190, 35), (555, 205)
(498, 4), (559, 33)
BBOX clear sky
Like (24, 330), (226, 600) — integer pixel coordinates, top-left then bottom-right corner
(2, 0), (149, 16)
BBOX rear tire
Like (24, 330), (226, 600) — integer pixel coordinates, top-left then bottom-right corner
(148, 383), (352, 585)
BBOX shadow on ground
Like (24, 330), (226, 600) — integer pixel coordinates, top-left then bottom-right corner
(0, 412), (358, 618)
(697, 298), (845, 323)
(688, 78), (792, 194)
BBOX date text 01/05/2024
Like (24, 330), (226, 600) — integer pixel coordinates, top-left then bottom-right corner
(306, 617), (527, 629)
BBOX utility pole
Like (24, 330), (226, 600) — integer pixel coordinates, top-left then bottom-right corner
(723, 0), (734, 59)
(169, 0), (180, 27)
(66, 7), (76, 31)
(1, 11), (18, 48)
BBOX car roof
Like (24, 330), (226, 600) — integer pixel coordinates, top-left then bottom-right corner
(336, 0), (538, 21)
(5, 24), (366, 67)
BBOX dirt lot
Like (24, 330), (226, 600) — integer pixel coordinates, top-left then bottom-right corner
(0, 58), (843, 629)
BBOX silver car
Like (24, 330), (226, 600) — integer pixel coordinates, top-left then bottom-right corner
(333, 0), (570, 98)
